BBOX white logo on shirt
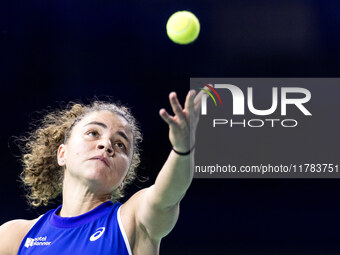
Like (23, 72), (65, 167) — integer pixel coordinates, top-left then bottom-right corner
(24, 236), (52, 248)
(90, 227), (106, 241)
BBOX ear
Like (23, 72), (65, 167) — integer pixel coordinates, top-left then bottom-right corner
(119, 176), (127, 190)
(119, 182), (124, 190)
(57, 144), (67, 167)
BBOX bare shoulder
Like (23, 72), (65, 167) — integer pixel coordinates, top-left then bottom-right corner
(120, 186), (180, 255)
(120, 188), (161, 255)
(0, 218), (39, 255)
(120, 188), (148, 244)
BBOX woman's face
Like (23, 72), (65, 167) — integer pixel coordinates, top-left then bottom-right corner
(58, 110), (133, 194)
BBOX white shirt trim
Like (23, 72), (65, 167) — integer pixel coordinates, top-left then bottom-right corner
(117, 206), (133, 255)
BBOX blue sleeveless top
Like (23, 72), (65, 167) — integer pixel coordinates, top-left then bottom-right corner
(18, 201), (132, 255)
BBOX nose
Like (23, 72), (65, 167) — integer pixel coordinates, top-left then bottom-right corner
(97, 139), (114, 156)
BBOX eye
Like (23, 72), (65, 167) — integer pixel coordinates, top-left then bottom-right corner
(87, 130), (99, 137)
(114, 142), (126, 151)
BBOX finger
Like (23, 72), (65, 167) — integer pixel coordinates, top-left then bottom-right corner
(189, 91), (196, 124)
(193, 85), (211, 112)
(184, 90), (196, 112)
(159, 108), (174, 126)
(169, 92), (186, 121)
(194, 84), (211, 106)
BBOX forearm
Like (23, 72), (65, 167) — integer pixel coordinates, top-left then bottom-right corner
(151, 89), (203, 210)
(133, 90), (205, 239)
(151, 149), (195, 209)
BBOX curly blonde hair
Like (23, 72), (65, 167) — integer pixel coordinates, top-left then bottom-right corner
(19, 101), (142, 207)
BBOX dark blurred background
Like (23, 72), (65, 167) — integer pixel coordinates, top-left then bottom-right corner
(1, 0), (340, 254)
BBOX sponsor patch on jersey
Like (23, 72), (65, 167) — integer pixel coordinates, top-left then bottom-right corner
(24, 236), (52, 248)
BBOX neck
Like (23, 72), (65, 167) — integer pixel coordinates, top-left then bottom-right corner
(60, 171), (112, 217)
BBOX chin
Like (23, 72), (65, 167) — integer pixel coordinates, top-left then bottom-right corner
(83, 168), (117, 188)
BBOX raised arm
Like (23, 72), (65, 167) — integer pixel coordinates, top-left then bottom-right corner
(152, 90), (199, 208)
(124, 89), (205, 246)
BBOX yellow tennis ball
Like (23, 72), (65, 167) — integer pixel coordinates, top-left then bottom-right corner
(166, 11), (200, 45)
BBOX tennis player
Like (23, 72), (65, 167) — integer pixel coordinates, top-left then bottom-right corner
(0, 89), (203, 255)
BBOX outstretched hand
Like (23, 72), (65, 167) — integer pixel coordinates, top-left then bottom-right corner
(159, 89), (207, 153)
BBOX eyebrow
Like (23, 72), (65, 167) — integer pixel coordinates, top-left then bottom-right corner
(84, 121), (130, 144)
(85, 121), (107, 129)
(116, 131), (130, 144)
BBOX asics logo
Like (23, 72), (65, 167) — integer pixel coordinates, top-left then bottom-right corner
(90, 227), (105, 241)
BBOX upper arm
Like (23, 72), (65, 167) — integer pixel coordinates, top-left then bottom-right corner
(0, 219), (37, 255)
(124, 185), (182, 242)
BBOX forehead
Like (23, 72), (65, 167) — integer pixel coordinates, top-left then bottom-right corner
(76, 110), (132, 134)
